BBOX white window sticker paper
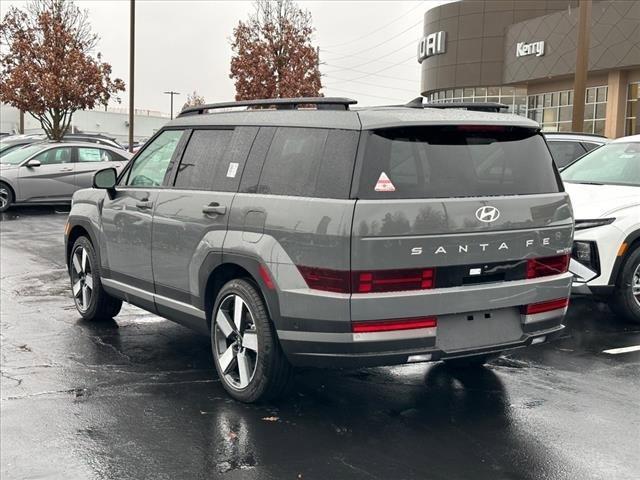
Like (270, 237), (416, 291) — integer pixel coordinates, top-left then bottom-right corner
(226, 162), (239, 178)
(374, 172), (396, 192)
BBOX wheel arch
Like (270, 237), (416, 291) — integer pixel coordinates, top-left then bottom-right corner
(200, 254), (281, 331)
(0, 178), (16, 201)
(609, 229), (640, 285)
(65, 220), (101, 271)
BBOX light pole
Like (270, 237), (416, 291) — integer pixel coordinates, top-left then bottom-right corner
(164, 91), (180, 119)
(129, 0), (135, 153)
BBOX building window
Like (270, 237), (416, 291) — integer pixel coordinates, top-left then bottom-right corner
(425, 86), (527, 116)
(626, 82), (639, 136)
(526, 86), (607, 135)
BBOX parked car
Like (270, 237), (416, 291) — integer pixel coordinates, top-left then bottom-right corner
(562, 134), (640, 323)
(0, 142), (131, 212)
(64, 97), (573, 402)
(544, 132), (608, 168)
(0, 132), (125, 158)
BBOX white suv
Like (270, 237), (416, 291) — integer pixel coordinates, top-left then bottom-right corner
(561, 135), (640, 323)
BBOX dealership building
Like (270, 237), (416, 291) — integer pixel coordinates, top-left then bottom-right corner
(418, 0), (639, 138)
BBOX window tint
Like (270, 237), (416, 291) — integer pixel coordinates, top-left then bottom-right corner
(547, 141), (586, 168)
(357, 126), (560, 199)
(77, 147), (113, 163)
(126, 130), (182, 187)
(256, 127), (357, 198)
(175, 129), (233, 190)
(34, 147), (72, 165)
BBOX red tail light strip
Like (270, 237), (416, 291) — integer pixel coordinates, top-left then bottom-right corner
(526, 254), (570, 279)
(352, 317), (437, 333)
(523, 298), (569, 315)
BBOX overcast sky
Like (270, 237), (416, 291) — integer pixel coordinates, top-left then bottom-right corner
(1, 0), (449, 114)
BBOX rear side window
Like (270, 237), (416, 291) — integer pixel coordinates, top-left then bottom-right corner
(256, 127), (357, 199)
(356, 126), (560, 199)
(547, 141), (586, 168)
(174, 129), (233, 190)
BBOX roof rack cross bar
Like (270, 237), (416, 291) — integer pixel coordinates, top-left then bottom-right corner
(178, 97), (357, 117)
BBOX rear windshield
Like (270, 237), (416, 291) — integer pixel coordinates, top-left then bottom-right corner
(356, 126), (560, 199)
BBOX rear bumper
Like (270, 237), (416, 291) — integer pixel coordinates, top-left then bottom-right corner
(279, 312), (565, 368)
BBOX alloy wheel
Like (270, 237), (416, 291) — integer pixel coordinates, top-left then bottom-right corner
(70, 246), (93, 312)
(633, 264), (640, 307)
(0, 186), (9, 210)
(213, 294), (259, 390)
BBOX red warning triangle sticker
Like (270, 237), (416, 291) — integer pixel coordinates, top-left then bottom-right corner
(374, 172), (396, 192)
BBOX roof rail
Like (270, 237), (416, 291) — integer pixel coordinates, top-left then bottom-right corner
(178, 97), (357, 117)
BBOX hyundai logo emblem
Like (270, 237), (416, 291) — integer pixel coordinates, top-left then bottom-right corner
(475, 206), (500, 223)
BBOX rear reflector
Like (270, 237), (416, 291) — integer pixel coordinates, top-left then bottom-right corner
(258, 264), (275, 290)
(523, 298), (569, 315)
(352, 316), (437, 333)
(526, 254), (570, 279)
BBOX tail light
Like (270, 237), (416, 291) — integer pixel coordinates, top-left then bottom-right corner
(522, 298), (569, 315)
(526, 254), (569, 279)
(296, 266), (351, 293)
(353, 268), (435, 293)
(297, 266), (435, 294)
(352, 316), (437, 333)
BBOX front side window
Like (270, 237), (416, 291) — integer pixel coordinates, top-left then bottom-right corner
(34, 147), (72, 165)
(561, 142), (640, 187)
(78, 147), (112, 163)
(357, 126), (560, 199)
(125, 130), (183, 187)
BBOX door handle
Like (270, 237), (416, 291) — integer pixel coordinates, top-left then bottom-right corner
(60, 167), (74, 172)
(202, 203), (226, 216)
(136, 200), (154, 210)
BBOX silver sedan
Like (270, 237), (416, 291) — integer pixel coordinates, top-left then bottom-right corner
(0, 142), (131, 212)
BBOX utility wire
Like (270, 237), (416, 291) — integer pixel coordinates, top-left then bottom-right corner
(323, 74), (418, 94)
(320, 1), (425, 49)
(322, 86), (408, 102)
(322, 63), (417, 83)
(322, 19), (423, 62)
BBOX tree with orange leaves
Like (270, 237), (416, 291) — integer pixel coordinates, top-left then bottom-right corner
(0, 0), (125, 140)
(230, 0), (322, 101)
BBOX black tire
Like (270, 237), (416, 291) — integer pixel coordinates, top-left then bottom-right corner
(611, 246), (640, 324)
(211, 278), (293, 403)
(0, 182), (13, 213)
(442, 353), (498, 370)
(69, 236), (122, 321)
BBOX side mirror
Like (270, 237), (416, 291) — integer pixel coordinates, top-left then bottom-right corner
(25, 159), (41, 168)
(93, 167), (117, 190)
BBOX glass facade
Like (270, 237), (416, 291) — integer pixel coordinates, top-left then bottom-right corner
(527, 86), (608, 135)
(424, 86), (528, 115)
(626, 82), (639, 135)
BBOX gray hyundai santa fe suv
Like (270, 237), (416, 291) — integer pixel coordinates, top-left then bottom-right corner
(64, 97), (574, 402)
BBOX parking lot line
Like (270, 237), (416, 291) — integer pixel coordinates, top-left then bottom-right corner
(602, 345), (640, 355)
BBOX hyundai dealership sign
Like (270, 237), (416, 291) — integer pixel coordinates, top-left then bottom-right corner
(417, 31), (446, 63)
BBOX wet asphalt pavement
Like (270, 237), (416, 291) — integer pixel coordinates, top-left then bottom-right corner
(1, 207), (639, 480)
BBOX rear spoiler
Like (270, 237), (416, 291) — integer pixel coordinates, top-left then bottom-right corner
(405, 97), (509, 113)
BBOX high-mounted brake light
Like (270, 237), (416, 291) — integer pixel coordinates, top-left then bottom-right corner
(456, 125), (507, 132)
(526, 254), (570, 279)
(523, 298), (569, 315)
(297, 266), (436, 294)
(352, 316), (437, 333)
